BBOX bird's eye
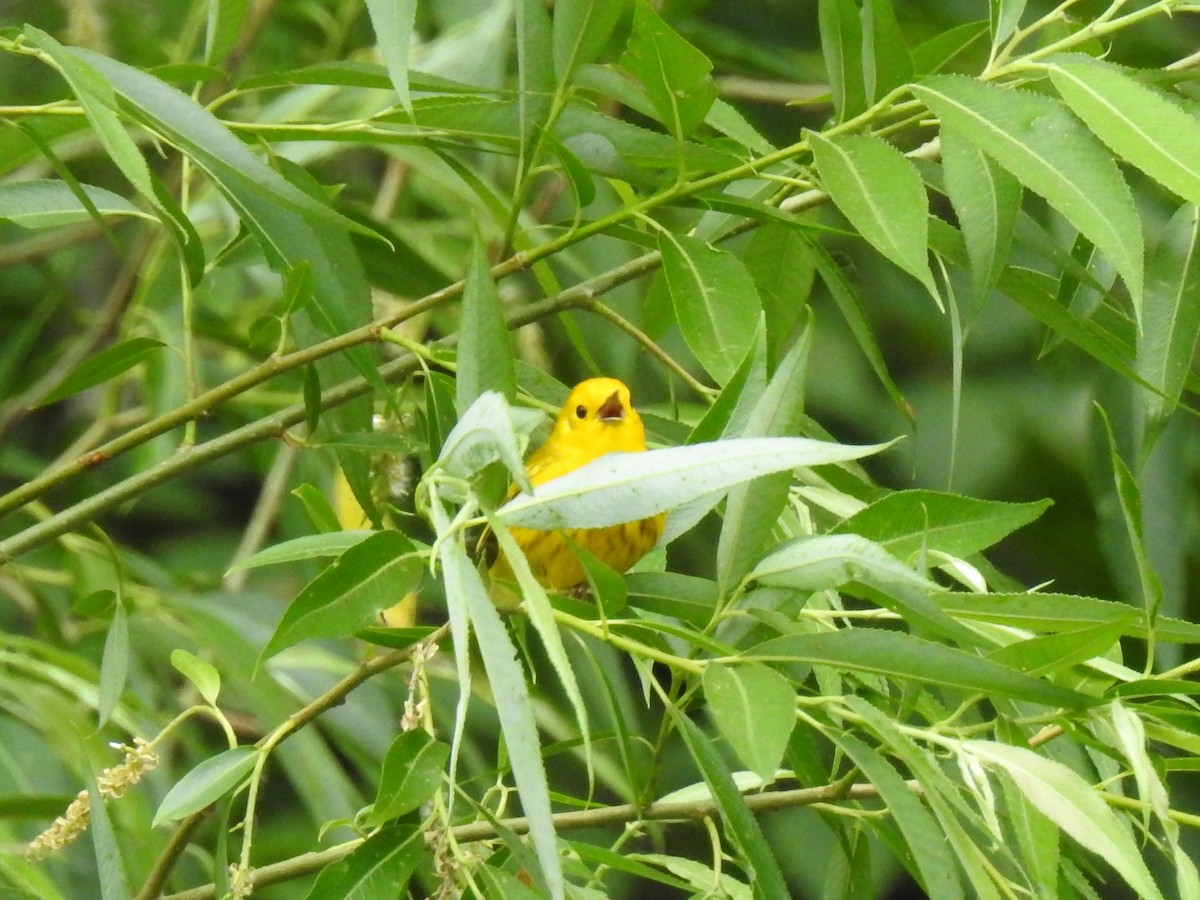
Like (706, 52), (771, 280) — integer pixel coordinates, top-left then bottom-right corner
(575, 404), (587, 419)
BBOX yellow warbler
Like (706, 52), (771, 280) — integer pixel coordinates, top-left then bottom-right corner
(490, 377), (664, 593)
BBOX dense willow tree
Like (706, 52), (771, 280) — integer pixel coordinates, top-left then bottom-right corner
(1, 1), (1199, 898)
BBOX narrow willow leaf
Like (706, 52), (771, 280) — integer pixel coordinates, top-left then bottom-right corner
(1049, 59), (1200, 209)
(748, 533), (976, 642)
(989, 0), (1028, 49)
(457, 239), (516, 414)
(365, 0), (417, 116)
(204, 0), (247, 65)
(97, 599), (129, 728)
(437, 391), (529, 492)
(742, 225), (815, 364)
(986, 617), (1132, 676)
(717, 329), (810, 596)
(87, 778), (131, 900)
(932, 591), (1200, 644)
(302, 363), (321, 435)
(847, 697), (1006, 899)
(0, 180), (150, 229)
(38, 338), (165, 407)
(702, 663), (795, 782)
(809, 131), (937, 298)
(260, 531), (422, 660)
(552, 0), (630, 80)
(659, 227), (762, 386)
(750, 630), (1090, 709)
(489, 519), (595, 791)
(226, 530), (374, 573)
(497, 436), (892, 531)
(669, 708), (790, 898)
(369, 731), (450, 825)
(804, 232), (911, 422)
(965, 741), (1165, 900)
(619, 0), (715, 138)
(912, 21), (989, 77)
(831, 731), (964, 900)
(833, 490), (1051, 560)
(687, 322), (767, 445)
(1097, 406), (1162, 622)
(305, 824), (421, 900)
(441, 539), (564, 898)
(170, 649), (221, 705)
(914, 76), (1143, 317)
(941, 129), (1021, 308)
(819, 0), (866, 122)
(862, 0), (913, 102)
(153, 747), (260, 827)
(1138, 205), (1200, 434)
(292, 483), (342, 533)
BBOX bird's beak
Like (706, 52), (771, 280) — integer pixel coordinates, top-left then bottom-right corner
(598, 391), (625, 422)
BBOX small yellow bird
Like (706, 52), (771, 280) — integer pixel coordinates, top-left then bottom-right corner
(489, 377), (664, 593)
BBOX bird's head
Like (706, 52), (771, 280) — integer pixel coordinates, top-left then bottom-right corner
(551, 377), (647, 454)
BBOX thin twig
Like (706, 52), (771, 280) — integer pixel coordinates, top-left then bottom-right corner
(136, 625), (450, 900)
(159, 779), (907, 899)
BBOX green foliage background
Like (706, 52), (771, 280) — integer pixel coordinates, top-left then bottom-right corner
(2, 1), (1200, 898)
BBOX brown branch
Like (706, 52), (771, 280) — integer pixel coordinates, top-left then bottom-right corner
(159, 779), (911, 899)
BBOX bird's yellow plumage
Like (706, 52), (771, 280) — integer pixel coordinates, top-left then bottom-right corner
(490, 377), (664, 592)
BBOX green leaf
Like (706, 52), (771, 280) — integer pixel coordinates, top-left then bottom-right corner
(369, 731), (450, 825)
(260, 531), (423, 661)
(497, 436), (893, 531)
(618, 0), (715, 139)
(741, 225), (815, 364)
(819, 0), (866, 122)
(862, 0), (913, 102)
(0, 180), (150, 229)
(38, 338), (165, 408)
(170, 649), (221, 705)
(965, 741), (1165, 900)
(626, 572), (718, 626)
(153, 746), (260, 827)
(914, 76), (1144, 317)
(291, 483), (343, 533)
(440, 538), (564, 898)
(669, 706), (790, 899)
(804, 232), (911, 422)
(305, 824), (421, 900)
(750, 630), (1091, 709)
(912, 21), (988, 77)
(830, 731), (964, 900)
(552, 0), (630, 80)
(302, 363), (321, 435)
(809, 131), (937, 298)
(1138, 204), (1200, 435)
(204, 0), (247, 65)
(97, 598), (128, 728)
(986, 616), (1132, 676)
(687, 322), (767, 445)
(87, 777), (131, 900)
(717, 328), (811, 596)
(658, 232), (761, 384)
(226, 530), (375, 573)
(1097, 407), (1162, 622)
(365, 0), (417, 117)
(702, 663), (795, 782)
(941, 128), (1021, 308)
(437, 391), (530, 492)
(833, 490), (1052, 560)
(1049, 58), (1200, 209)
(747, 533), (977, 643)
(457, 237), (516, 414)
(990, 0), (1028, 48)
(931, 591), (1200, 644)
